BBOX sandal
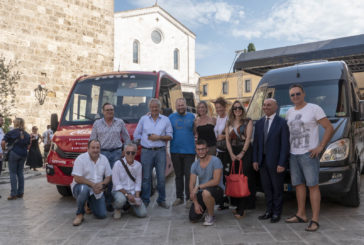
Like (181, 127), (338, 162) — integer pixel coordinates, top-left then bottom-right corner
(285, 214), (308, 223)
(234, 211), (245, 219)
(305, 220), (320, 232)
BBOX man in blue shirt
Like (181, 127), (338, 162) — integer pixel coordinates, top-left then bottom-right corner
(189, 139), (224, 226)
(169, 98), (195, 208)
(133, 98), (173, 208)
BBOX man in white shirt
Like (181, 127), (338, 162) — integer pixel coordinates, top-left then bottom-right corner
(285, 84), (333, 232)
(71, 139), (112, 226)
(112, 143), (146, 219)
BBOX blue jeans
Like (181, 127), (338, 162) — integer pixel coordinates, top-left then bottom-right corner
(290, 152), (320, 187)
(112, 191), (147, 218)
(101, 149), (122, 206)
(73, 184), (107, 218)
(8, 151), (26, 197)
(141, 148), (166, 205)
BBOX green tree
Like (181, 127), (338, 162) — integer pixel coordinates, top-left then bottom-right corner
(247, 43), (256, 52)
(0, 55), (21, 121)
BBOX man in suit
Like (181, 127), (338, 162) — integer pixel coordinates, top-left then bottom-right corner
(253, 98), (290, 223)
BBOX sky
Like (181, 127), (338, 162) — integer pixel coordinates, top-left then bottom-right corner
(114, 0), (364, 77)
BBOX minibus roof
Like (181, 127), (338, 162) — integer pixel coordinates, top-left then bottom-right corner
(260, 61), (346, 86)
(234, 34), (364, 76)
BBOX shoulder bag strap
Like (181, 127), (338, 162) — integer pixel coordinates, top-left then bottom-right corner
(120, 158), (136, 182)
(239, 160), (243, 174)
(230, 160), (236, 175)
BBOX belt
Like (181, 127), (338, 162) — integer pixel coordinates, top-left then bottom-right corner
(101, 147), (122, 152)
(142, 146), (165, 151)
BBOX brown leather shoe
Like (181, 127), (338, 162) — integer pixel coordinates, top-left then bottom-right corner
(7, 196), (17, 200)
(17, 194), (24, 198)
(72, 214), (84, 226)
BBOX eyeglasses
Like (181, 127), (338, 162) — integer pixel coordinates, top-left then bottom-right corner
(232, 107), (243, 111)
(196, 148), (207, 152)
(290, 92), (302, 97)
(104, 109), (114, 112)
(125, 151), (136, 156)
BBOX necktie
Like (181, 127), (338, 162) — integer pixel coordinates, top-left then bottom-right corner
(264, 117), (270, 141)
(264, 117), (270, 154)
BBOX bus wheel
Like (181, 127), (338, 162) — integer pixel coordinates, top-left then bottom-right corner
(342, 165), (360, 207)
(56, 185), (72, 197)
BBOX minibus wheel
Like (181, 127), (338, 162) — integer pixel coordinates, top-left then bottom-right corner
(56, 185), (72, 197)
(342, 164), (360, 207)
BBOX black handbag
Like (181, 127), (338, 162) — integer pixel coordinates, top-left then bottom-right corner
(3, 138), (19, 161)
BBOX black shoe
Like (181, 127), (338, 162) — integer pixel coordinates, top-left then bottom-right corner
(158, 201), (170, 209)
(258, 212), (272, 220)
(270, 215), (281, 223)
(106, 204), (114, 212)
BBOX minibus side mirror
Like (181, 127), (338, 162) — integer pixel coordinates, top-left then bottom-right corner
(358, 100), (364, 121)
(51, 113), (59, 132)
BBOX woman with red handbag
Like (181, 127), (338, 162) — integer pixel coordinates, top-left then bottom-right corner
(225, 100), (256, 218)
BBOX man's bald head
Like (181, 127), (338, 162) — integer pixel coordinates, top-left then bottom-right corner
(263, 98), (278, 117)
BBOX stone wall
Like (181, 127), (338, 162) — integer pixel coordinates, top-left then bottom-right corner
(0, 0), (114, 132)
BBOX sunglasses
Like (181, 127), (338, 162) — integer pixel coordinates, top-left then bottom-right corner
(232, 107), (243, 111)
(290, 92), (302, 97)
(104, 109), (114, 112)
(125, 151), (136, 156)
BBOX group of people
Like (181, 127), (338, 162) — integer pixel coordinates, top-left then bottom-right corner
(0, 114), (53, 200)
(0, 83), (333, 232)
(73, 83), (333, 232)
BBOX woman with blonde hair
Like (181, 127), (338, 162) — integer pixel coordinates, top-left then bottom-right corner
(1, 118), (30, 200)
(225, 101), (256, 218)
(194, 101), (216, 155)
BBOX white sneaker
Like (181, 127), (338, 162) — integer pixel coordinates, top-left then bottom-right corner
(113, 209), (121, 219)
(203, 215), (215, 226)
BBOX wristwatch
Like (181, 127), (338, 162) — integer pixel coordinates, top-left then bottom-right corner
(125, 193), (129, 197)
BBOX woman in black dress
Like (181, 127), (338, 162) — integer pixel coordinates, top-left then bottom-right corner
(26, 126), (43, 171)
(194, 101), (216, 155)
(225, 100), (256, 218)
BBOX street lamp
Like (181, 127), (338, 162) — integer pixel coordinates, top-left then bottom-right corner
(34, 85), (48, 105)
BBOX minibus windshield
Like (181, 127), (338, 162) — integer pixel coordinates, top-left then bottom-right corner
(247, 80), (348, 120)
(61, 74), (157, 125)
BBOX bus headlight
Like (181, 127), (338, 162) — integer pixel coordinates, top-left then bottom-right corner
(320, 138), (350, 162)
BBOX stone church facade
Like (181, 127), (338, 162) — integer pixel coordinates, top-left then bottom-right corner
(0, 0), (114, 131)
(114, 5), (199, 94)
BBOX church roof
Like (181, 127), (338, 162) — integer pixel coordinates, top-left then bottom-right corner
(114, 4), (195, 38)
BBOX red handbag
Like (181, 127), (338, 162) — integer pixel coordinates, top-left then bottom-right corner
(225, 160), (250, 198)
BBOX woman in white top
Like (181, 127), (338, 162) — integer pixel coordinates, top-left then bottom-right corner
(214, 97), (229, 210)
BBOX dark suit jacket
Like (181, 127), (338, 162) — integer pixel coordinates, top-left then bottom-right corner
(253, 115), (290, 169)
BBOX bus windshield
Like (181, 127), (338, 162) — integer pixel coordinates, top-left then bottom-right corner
(247, 80), (348, 120)
(61, 74), (157, 125)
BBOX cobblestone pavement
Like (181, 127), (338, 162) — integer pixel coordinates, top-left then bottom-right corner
(0, 172), (364, 245)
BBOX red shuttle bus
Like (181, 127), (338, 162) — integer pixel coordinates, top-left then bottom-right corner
(46, 71), (183, 196)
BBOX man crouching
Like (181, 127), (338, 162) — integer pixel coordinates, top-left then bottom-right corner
(112, 143), (147, 219)
(189, 140), (224, 226)
(71, 139), (112, 226)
